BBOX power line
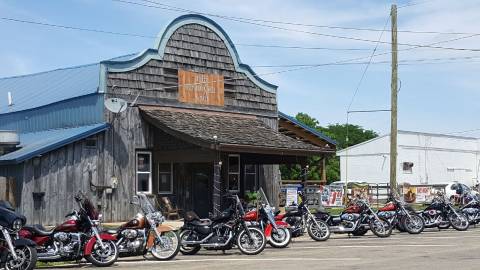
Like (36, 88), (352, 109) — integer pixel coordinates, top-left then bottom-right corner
(131, 0), (466, 35)
(112, 0), (480, 51)
(2, 14), (480, 52)
(347, 17), (390, 111)
(251, 55), (480, 67)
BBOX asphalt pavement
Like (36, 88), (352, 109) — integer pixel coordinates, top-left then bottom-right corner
(38, 227), (480, 270)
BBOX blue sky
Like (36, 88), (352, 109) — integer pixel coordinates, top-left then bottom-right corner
(1, 0), (479, 136)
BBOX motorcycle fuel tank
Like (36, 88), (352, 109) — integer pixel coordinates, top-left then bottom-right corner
(340, 213), (361, 221)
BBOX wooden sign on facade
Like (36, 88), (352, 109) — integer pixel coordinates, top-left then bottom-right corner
(178, 70), (224, 106)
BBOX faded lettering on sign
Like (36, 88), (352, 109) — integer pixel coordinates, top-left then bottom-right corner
(178, 70), (224, 106)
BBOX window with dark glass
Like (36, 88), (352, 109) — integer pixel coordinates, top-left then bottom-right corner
(136, 151), (152, 194)
(228, 155), (240, 192)
(244, 164), (257, 193)
(158, 163), (173, 194)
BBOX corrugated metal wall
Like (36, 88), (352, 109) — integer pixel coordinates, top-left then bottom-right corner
(0, 94), (104, 133)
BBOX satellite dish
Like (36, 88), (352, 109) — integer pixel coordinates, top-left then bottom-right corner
(104, 98), (127, 113)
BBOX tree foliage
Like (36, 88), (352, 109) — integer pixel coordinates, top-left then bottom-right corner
(280, 112), (378, 183)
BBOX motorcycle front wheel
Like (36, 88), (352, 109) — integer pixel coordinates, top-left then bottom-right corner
(151, 231), (180, 261)
(237, 227), (266, 255)
(85, 240), (119, 267)
(307, 219), (330, 241)
(179, 230), (201, 255)
(268, 227), (291, 248)
(449, 213), (470, 231)
(401, 214), (425, 234)
(5, 246), (37, 270)
(369, 217), (393, 238)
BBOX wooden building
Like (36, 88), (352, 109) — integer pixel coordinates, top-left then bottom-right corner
(0, 14), (336, 225)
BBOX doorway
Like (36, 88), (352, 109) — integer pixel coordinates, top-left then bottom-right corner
(191, 163), (212, 218)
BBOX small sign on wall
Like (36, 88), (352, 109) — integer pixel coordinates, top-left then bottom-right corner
(178, 70), (225, 106)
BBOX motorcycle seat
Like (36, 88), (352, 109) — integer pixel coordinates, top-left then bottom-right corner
(191, 219), (212, 226)
(24, 224), (53, 236)
(284, 210), (300, 217)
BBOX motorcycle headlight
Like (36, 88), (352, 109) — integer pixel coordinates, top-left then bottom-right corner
(12, 219), (23, 232)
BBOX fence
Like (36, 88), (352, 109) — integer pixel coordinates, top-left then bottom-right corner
(279, 180), (448, 208)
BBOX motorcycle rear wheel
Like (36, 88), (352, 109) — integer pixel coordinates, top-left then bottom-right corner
(401, 214), (425, 234)
(351, 227), (368, 236)
(268, 227), (291, 248)
(307, 219), (330, 241)
(449, 213), (469, 231)
(179, 230), (201, 255)
(5, 246), (37, 270)
(85, 240), (118, 267)
(237, 227), (266, 255)
(151, 231), (180, 261)
(369, 217), (393, 238)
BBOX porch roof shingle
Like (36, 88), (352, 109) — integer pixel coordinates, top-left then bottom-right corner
(140, 106), (333, 156)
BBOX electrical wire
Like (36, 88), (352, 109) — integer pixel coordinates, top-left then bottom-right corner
(112, 0), (480, 51)
(347, 17), (390, 111)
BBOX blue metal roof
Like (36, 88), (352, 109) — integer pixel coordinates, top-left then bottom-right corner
(278, 112), (337, 146)
(0, 63), (100, 114)
(0, 123), (109, 164)
(0, 53), (140, 115)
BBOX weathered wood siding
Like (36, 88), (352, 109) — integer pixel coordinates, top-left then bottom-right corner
(107, 23), (277, 118)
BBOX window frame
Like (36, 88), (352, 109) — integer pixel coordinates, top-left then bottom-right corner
(136, 151), (152, 194)
(158, 163), (174, 195)
(227, 154), (241, 193)
(402, 162), (414, 174)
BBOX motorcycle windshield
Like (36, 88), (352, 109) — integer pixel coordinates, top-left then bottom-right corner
(137, 194), (158, 214)
(258, 188), (276, 224)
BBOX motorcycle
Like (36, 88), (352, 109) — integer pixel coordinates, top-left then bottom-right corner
(419, 192), (469, 231)
(179, 194), (266, 255)
(276, 192), (331, 241)
(0, 201), (37, 270)
(460, 193), (480, 225)
(377, 194), (425, 234)
(111, 194), (180, 260)
(243, 188), (291, 248)
(19, 192), (119, 267)
(317, 197), (393, 237)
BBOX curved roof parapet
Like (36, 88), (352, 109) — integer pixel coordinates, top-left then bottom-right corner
(103, 14), (278, 93)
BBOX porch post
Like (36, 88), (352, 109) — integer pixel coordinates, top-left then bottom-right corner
(213, 161), (222, 216)
(321, 156), (327, 183)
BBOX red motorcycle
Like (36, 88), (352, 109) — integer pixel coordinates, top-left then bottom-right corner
(19, 192), (119, 267)
(243, 188), (291, 248)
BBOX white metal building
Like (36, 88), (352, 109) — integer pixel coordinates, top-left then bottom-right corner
(337, 131), (480, 186)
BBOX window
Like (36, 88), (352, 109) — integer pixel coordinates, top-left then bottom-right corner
(402, 162), (414, 174)
(227, 155), (240, 193)
(136, 151), (152, 194)
(84, 137), (97, 149)
(244, 164), (258, 193)
(158, 163), (173, 194)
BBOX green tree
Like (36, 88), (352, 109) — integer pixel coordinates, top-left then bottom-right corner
(280, 113), (378, 183)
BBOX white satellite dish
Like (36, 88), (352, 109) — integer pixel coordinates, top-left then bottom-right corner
(104, 98), (127, 113)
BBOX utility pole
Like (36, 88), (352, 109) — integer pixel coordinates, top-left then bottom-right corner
(390, 4), (398, 195)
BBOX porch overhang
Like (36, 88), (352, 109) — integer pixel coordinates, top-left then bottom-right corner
(139, 106), (334, 158)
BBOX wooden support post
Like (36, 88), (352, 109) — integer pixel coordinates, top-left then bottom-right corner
(213, 161), (222, 216)
(390, 4), (398, 195)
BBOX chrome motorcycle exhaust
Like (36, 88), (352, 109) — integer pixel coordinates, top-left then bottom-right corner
(182, 232), (214, 245)
(200, 232), (233, 248)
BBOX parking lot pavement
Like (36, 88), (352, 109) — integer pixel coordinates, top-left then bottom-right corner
(39, 228), (480, 270)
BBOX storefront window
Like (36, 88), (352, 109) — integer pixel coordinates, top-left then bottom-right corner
(136, 151), (152, 194)
(244, 164), (257, 193)
(158, 163), (173, 194)
(228, 154), (240, 193)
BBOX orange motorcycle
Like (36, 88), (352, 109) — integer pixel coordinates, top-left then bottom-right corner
(110, 194), (180, 261)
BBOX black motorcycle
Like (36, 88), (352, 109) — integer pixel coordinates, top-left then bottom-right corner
(459, 193), (480, 225)
(0, 201), (37, 270)
(419, 193), (469, 231)
(317, 198), (393, 238)
(280, 193), (331, 241)
(179, 195), (266, 255)
(377, 195), (425, 234)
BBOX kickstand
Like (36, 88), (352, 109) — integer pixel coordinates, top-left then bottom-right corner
(222, 250), (226, 255)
